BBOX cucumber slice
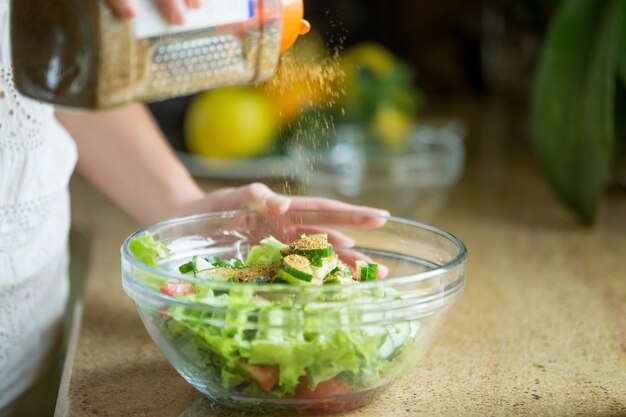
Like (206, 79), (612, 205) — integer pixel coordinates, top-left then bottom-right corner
(282, 255), (314, 282)
(355, 260), (378, 281)
(309, 256), (324, 267)
(195, 267), (237, 281)
(206, 256), (243, 268)
(311, 253), (339, 282)
(293, 246), (334, 258)
(364, 263), (378, 281)
(194, 256), (214, 272)
(276, 268), (314, 285)
(378, 332), (396, 359)
(379, 322), (413, 359)
(178, 255), (214, 274)
(178, 261), (194, 274)
(290, 233), (334, 259)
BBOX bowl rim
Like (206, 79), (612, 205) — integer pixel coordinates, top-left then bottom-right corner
(121, 209), (467, 301)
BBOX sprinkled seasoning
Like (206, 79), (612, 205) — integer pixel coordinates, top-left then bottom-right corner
(261, 41), (346, 188)
(232, 264), (278, 283)
(289, 233), (330, 251)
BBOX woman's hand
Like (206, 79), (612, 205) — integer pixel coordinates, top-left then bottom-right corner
(105, 0), (201, 25)
(179, 183), (391, 279)
(178, 183), (389, 226)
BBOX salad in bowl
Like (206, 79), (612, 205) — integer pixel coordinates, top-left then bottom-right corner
(122, 210), (466, 414)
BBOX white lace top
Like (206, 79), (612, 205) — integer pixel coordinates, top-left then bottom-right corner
(0, 2), (77, 409)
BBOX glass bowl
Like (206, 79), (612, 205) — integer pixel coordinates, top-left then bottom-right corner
(121, 210), (467, 414)
(292, 124), (465, 220)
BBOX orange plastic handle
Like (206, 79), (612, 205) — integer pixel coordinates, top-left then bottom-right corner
(279, 0), (310, 51)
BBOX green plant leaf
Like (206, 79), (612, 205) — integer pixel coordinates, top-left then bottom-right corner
(615, 5), (626, 181)
(532, 0), (622, 223)
(619, 2), (626, 85)
(616, 78), (626, 173)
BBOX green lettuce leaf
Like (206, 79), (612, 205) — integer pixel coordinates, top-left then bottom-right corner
(159, 284), (418, 397)
(128, 232), (170, 268)
(245, 236), (287, 266)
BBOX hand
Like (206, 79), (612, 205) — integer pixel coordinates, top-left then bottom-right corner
(179, 183), (391, 278)
(179, 182), (389, 224)
(106, 0), (202, 25)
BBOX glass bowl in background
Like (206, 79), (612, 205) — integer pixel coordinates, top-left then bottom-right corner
(292, 124), (465, 220)
(122, 210), (467, 414)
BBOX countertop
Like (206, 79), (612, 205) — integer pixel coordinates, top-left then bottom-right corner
(61, 124), (626, 416)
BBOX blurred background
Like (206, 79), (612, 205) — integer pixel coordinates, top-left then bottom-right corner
(147, 0), (624, 222)
(151, 0), (552, 139)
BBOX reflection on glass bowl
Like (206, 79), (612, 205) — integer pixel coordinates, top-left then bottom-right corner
(292, 124), (465, 220)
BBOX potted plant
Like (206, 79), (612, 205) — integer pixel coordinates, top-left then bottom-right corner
(532, 0), (625, 223)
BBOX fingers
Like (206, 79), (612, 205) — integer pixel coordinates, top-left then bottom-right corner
(185, 0), (202, 8)
(155, 0), (201, 24)
(288, 196), (389, 228)
(242, 183), (292, 214)
(154, 0), (187, 24)
(282, 210), (388, 229)
(336, 248), (390, 280)
(202, 185), (388, 228)
(289, 196), (389, 215)
(199, 183), (291, 214)
(105, 0), (139, 18)
(188, 184), (389, 232)
(106, 0), (198, 25)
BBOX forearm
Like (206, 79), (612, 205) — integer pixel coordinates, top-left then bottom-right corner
(57, 103), (203, 225)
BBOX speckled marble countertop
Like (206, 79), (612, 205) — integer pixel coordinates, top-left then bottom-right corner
(61, 142), (626, 416)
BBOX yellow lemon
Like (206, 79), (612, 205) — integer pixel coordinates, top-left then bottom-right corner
(263, 71), (331, 127)
(261, 34), (336, 127)
(185, 87), (278, 158)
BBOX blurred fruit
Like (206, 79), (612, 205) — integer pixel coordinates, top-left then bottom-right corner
(262, 34), (336, 126)
(340, 43), (397, 105)
(342, 43), (395, 73)
(335, 42), (423, 151)
(185, 87), (278, 158)
(370, 103), (412, 150)
(264, 71), (331, 127)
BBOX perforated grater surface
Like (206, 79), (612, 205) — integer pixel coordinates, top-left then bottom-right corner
(151, 35), (247, 89)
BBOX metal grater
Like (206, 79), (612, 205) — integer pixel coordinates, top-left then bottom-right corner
(151, 35), (246, 89)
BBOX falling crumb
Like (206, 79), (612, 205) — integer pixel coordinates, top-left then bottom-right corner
(260, 39), (346, 192)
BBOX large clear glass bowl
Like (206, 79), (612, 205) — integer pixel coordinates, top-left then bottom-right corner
(122, 210), (467, 414)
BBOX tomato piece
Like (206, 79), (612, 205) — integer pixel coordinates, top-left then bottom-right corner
(296, 377), (353, 398)
(241, 364), (279, 392)
(160, 282), (194, 296)
(294, 377), (362, 414)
